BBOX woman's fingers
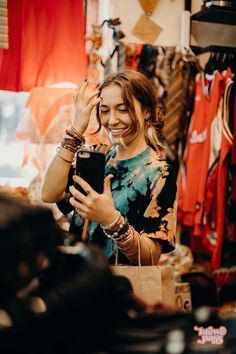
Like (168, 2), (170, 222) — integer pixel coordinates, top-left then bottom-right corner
(72, 175), (95, 195)
(74, 82), (99, 103)
(73, 82), (87, 102)
(86, 88), (100, 102)
(69, 197), (88, 218)
(77, 80), (88, 95)
(69, 184), (88, 204)
(103, 174), (113, 195)
(74, 83), (101, 120)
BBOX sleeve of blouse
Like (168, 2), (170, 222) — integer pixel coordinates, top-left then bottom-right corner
(141, 165), (177, 253)
(56, 166), (74, 216)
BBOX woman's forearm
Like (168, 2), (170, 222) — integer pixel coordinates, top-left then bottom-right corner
(116, 227), (162, 265)
(41, 147), (75, 203)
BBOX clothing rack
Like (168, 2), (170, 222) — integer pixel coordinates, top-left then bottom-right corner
(191, 45), (236, 55)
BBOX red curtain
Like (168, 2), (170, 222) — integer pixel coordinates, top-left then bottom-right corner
(0, 0), (87, 91)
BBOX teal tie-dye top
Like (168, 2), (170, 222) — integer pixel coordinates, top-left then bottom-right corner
(58, 146), (176, 261)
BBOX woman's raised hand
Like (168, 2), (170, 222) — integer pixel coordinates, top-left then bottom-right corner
(72, 81), (102, 134)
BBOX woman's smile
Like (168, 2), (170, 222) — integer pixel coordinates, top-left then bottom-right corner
(109, 128), (126, 137)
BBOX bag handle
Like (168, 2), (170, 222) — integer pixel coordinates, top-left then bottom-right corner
(142, 236), (155, 266)
(114, 235), (155, 266)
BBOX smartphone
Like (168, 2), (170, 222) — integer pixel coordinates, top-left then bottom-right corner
(76, 150), (105, 194)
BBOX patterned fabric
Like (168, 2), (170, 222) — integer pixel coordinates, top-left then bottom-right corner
(163, 53), (199, 162)
(57, 146), (177, 261)
(0, 0), (8, 49)
(117, 41), (126, 72)
(15, 87), (74, 144)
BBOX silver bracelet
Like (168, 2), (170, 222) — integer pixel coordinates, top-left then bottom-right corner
(101, 211), (121, 230)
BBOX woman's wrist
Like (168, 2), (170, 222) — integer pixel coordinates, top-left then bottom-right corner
(71, 122), (87, 136)
(59, 127), (85, 154)
(56, 146), (75, 164)
(100, 211), (122, 231)
(69, 126), (86, 143)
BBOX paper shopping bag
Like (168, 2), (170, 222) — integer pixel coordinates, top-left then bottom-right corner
(112, 265), (175, 306)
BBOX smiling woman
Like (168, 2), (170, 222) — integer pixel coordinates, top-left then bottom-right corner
(41, 69), (177, 265)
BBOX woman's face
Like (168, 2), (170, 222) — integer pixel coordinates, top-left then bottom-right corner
(99, 84), (148, 149)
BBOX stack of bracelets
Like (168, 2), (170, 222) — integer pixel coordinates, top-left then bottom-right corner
(57, 126), (85, 163)
(101, 211), (137, 255)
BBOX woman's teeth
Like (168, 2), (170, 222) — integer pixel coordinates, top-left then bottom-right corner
(110, 129), (124, 136)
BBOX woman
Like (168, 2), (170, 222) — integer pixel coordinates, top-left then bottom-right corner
(42, 70), (176, 265)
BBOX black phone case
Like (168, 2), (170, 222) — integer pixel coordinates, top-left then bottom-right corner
(76, 150), (105, 194)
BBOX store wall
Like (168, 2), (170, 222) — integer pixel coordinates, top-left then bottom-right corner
(99, 0), (203, 47)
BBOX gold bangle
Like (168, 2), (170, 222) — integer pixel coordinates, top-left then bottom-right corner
(56, 147), (73, 164)
(70, 126), (86, 144)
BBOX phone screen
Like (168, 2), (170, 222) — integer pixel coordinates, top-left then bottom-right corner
(76, 150), (105, 194)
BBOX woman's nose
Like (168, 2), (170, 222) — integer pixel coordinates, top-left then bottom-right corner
(108, 110), (119, 125)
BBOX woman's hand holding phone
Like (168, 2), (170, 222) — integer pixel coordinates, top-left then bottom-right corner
(69, 174), (118, 227)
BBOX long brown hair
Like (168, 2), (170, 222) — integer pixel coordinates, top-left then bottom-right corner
(95, 69), (165, 151)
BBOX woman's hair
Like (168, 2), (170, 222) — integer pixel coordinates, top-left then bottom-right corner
(96, 69), (165, 151)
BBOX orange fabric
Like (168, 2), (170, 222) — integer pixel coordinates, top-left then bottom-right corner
(0, 0), (87, 91)
(177, 72), (223, 228)
(15, 85), (104, 148)
(15, 87), (74, 143)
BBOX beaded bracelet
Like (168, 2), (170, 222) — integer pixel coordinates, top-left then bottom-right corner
(100, 211), (121, 230)
(60, 126), (85, 153)
(61, 139), (79, 153)
(103, 221), (130, 241)
(113, 228), (131, 243)
(61, 136), (83, 153)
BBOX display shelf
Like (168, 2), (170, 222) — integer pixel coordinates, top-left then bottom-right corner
(191, 6), (236, 25)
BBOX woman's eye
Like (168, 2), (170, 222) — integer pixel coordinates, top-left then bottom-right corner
(100, 110), (109, 114)
(119, 108), (127, 113)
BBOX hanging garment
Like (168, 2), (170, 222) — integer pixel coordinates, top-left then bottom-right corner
(15, 87), (74, 174)
(0, 0), (87, 91)
(155, 46), (176, 96)
(103, 56), (112, 80)
(211, 78), (234, 269)
(177, 71), (223, 232)
(125, 43), (143, 70)
(200, 76), (234, 269)
(163, 54), (184, 160)
(15, 87), (74, 144)
(228, 78), (236, 242)
(117, 41), (126, 72)
(194, 70), (233, 237)
(163, 54), (199, 163)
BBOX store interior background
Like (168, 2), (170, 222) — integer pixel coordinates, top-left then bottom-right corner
(1, 0), (236, 292)
(0, 0), (205, 185)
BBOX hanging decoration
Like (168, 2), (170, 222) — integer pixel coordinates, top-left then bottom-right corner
(131, 0), (162, 44)
(138, 0), (160, 16)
